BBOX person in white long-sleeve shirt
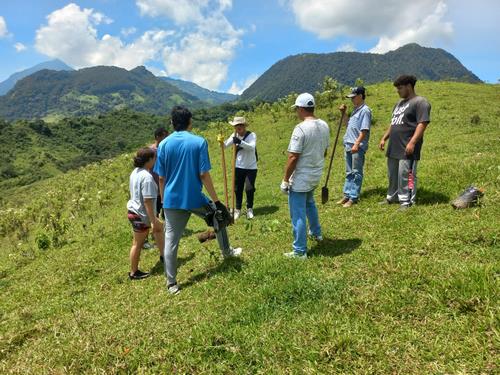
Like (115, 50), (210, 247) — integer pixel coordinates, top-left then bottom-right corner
(221, 116), (258, 220)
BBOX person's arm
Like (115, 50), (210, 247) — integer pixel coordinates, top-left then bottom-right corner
(200, 171), (219, 202)
(283, 152), (300, 182)
(223, 135), (234, 148)
(405, 122), (428, 155)
(144, 198), (161, 228)
(339, 104), (348, 126)
(158, 176), (165, 204)
(238, 133), (256, 151)
(351, 130), (368, 153)
(379, 125), (392, 151)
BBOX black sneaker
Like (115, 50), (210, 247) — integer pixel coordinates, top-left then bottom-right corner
(160, 256), (164, 263)
(128, 269), (150, 280)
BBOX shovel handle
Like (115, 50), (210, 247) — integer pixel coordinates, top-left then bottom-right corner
(324, 111), (345, 187)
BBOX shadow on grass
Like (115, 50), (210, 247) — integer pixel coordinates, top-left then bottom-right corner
(181, 257), (245, 290)
(418, 188), (450, 205)
(253, 205), (280, 216)
(310, 238), (361, 257)
(360, 186), (449, 205)
(360, 187), (386, 199)
(149, 252), (196, 276)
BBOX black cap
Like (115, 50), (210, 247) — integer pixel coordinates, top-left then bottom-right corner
(346, 86), (366, 98)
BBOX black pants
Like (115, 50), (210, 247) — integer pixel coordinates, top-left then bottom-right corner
(235, 168), (257, 209)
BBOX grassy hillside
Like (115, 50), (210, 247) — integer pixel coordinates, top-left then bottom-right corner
(0, 81), (498, 373)
(0, 110), (168, 192)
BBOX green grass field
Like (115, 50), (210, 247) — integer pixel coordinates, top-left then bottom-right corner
(1, 81), (499, 373)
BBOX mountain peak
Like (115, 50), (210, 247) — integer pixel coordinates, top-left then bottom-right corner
(241, 43), (481, 101)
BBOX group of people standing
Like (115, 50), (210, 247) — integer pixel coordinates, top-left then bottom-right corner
(126, 74), (431, 292)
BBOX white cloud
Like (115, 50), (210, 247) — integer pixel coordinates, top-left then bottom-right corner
(136, 0), (207, 24)
(336, 43), (356, 52)
(163, 30), (240, 90)
(0, 16), (8, 38)
(121, 27), (137, 37)
(145, 65), (168, 76)
(285, 0), (453, 53)
(35, 3), (173, 69)
(138, 0), (243, 90)
(369, 2), (453, 53)
(228, 74), (258, 95)
(14, 42), (27, 52)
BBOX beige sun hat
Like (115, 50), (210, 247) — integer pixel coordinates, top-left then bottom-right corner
(229, 116), (247, 126)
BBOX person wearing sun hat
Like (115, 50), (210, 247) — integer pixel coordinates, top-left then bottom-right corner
(220, 116), (258, 220)
(280, 93), (330, 259)
(337, 86), (372, 208)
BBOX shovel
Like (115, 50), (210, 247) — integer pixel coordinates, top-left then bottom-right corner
(322, 111), (345, 204)
(219, 133), (230, 208)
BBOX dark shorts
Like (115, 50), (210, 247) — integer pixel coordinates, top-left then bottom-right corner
(127, 211), (150, 233)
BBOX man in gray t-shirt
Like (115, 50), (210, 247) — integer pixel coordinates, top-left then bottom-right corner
(379, 75), (431, 209)
(280, 93), (330, 258)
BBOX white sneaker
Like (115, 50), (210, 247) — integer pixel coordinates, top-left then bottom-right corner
(225, 247), (242, 258)
(167, 283), (180, 295)
(308, 231), (323, 241)
(246, 208), (254, 219)
(283, 251), (307, 259)
(143, 241), (154, 250)
(234, 209), (240, 220)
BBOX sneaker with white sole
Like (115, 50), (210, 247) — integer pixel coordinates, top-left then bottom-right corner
(224, 247), (242, 258)
(308, 231), (323, 241)
(167, 283), (180, 295)
(283, 251), (307, 259)
(143, 241), (154, 250)
(233, 209), (241, 220)
(246, 208), (254, 219)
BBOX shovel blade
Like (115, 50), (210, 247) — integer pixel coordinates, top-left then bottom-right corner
(321, 186), (329, 204)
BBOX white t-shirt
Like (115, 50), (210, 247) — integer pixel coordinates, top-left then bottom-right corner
(224, 131), (258, 170)
(127, 168), (158, 224)
(287, 118), (330, 192)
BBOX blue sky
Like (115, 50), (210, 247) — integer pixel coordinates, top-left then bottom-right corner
(0, 0), (499, 93)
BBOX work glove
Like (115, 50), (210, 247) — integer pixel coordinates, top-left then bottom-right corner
(233, 136), (242, 145)
(214, 201), (232, 226)
(216, 134), (225, 144)
(280, 180), (290, 195)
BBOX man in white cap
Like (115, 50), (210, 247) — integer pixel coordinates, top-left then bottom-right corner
(280, 93), (330, 258)
(220, 116), (258, 220)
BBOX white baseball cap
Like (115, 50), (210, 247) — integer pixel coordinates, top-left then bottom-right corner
(229, 116), (247, 126)
(291, 93), (315, 108)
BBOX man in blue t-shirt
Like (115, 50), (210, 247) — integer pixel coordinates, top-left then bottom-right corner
(338, 86), (372, 207)
(154, 106), (242, 295)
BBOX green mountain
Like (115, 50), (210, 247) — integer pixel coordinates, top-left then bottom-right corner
(0, 65), (201, 120)
(241, 43), (482, 102)
(0, 59), (74, 96)
(1, 81), (498, 373)
(160, 77), (238, 105)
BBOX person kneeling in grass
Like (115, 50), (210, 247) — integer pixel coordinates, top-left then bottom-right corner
(126, 148), (165, 280)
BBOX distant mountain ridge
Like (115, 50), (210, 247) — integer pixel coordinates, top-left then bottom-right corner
(241, 44), (481, 102)
(0, 59), (73, 96)
(0, 65), (203, 120)
(160, 77), (238, 105)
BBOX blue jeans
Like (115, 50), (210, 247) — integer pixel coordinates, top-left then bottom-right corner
(343, 149), (365, 201)
(288, 190), (321, 255)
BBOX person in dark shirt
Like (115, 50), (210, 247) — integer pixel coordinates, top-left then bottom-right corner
(378, 75), (431, 210)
